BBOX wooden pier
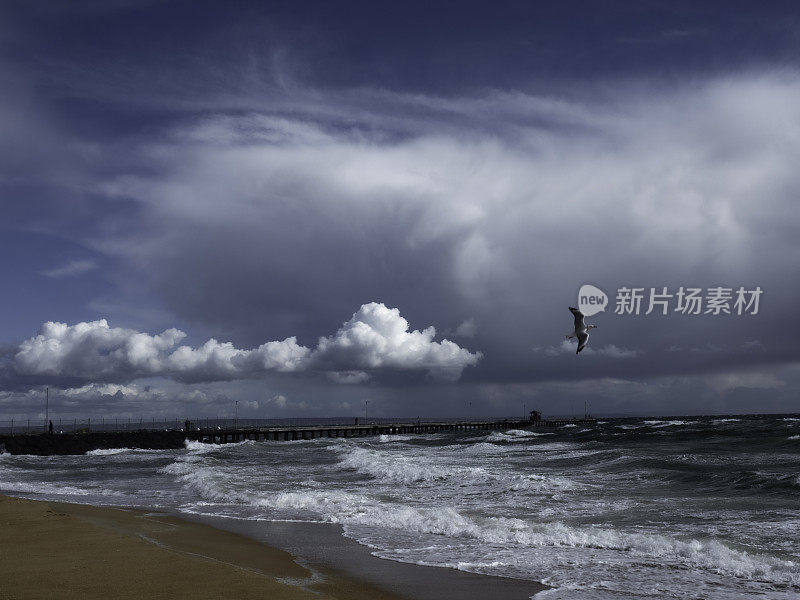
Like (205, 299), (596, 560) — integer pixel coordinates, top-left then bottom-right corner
(0, 417), (597, 455)
(190, 417), (596, 444)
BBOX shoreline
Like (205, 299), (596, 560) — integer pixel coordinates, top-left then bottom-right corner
(0, 494), (548, 599)
(180, 511), (548, 600)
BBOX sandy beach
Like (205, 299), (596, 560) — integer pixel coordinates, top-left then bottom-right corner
(0, 494), (548, 600)
(0, 495), (403, 600)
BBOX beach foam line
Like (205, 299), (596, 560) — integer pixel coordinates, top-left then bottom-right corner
(0, 479), (125, 498)
(252, 490), (800, 587)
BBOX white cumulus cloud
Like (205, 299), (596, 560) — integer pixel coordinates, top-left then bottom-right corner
(311, 303), (482, 380)
(10, 303), (481, 386)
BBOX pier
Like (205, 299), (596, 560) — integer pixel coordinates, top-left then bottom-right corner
(0, 417), (597, 455)
(192, 417), (595, 444)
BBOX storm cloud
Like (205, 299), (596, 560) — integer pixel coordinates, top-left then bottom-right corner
(1, 2), (799, 418)
(93, 74), (798, 383)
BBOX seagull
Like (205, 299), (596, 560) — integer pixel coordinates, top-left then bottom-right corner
(567, 307), (597, 354)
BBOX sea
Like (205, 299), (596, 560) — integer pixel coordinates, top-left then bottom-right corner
(1, 414), (799, 599)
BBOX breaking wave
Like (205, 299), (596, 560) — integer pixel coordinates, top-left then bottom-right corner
(332, 445), (581, 492)
(164, 453), (800, 589)
(485, 430), (553, 442)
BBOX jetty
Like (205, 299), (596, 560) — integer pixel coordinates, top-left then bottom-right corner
(0, 415), (597, 455)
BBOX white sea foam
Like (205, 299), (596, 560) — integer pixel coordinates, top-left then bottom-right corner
(183, 439), (255, 453)
(485, 430), (553, 442)
(86, 447), (135, 456)
(230, 484), (800, 588)
(161, 459), (245, 504)
(460, 441), (511, 455)
(184, 440), (217, 453)
(0, 479), (124, 498)
(333, 445), (581, 492)
(377, 434), (414, 442)
(503, 429), (544, 437)
(337, 446), (457, 483)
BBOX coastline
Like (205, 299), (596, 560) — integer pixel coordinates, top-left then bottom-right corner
(181, 512), (548, 600)
(0, 494), (548, 599)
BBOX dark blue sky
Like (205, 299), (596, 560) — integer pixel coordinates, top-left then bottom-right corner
(1, 1), (799, 419)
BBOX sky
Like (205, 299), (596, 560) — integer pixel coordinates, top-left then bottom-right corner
(1, 0), (799, 420)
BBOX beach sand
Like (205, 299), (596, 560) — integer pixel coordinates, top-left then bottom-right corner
(0, 494), (547, 599)
(0, 495), (402, 600)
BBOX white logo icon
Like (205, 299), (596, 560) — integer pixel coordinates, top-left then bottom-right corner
(578, 284), (608, 317)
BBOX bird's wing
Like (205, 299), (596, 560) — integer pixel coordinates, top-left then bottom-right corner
(577, 330), (589, 351)
(569, 306), (586, 330)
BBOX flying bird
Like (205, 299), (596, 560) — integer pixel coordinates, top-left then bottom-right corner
(567, 307), (597, 354)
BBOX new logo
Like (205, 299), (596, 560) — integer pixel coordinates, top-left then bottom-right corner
(578, 284), (608, 317)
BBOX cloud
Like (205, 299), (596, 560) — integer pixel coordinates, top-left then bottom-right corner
(312, 303), (482, 379)
(74, 72), (800, 392)
(40, 259), (97, 279)
(454, 318), (477, 338)
(266, 393), (288, 408)
(706, 371), (785, 393)
(327, 371), (371, 384)
(7, 302), (481, 388)
(595, 345), (639, 359)
(536, 340), (638, 358)
(741, 340), (766, 353)
(62, 382), (139, 397)
(4, 43), (800, 413)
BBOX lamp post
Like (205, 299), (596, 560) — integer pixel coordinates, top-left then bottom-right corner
(235, 400), (238, 428)
(365, 400), (369, 422)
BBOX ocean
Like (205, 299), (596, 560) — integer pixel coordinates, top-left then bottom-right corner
(1, 415), (799, 599)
